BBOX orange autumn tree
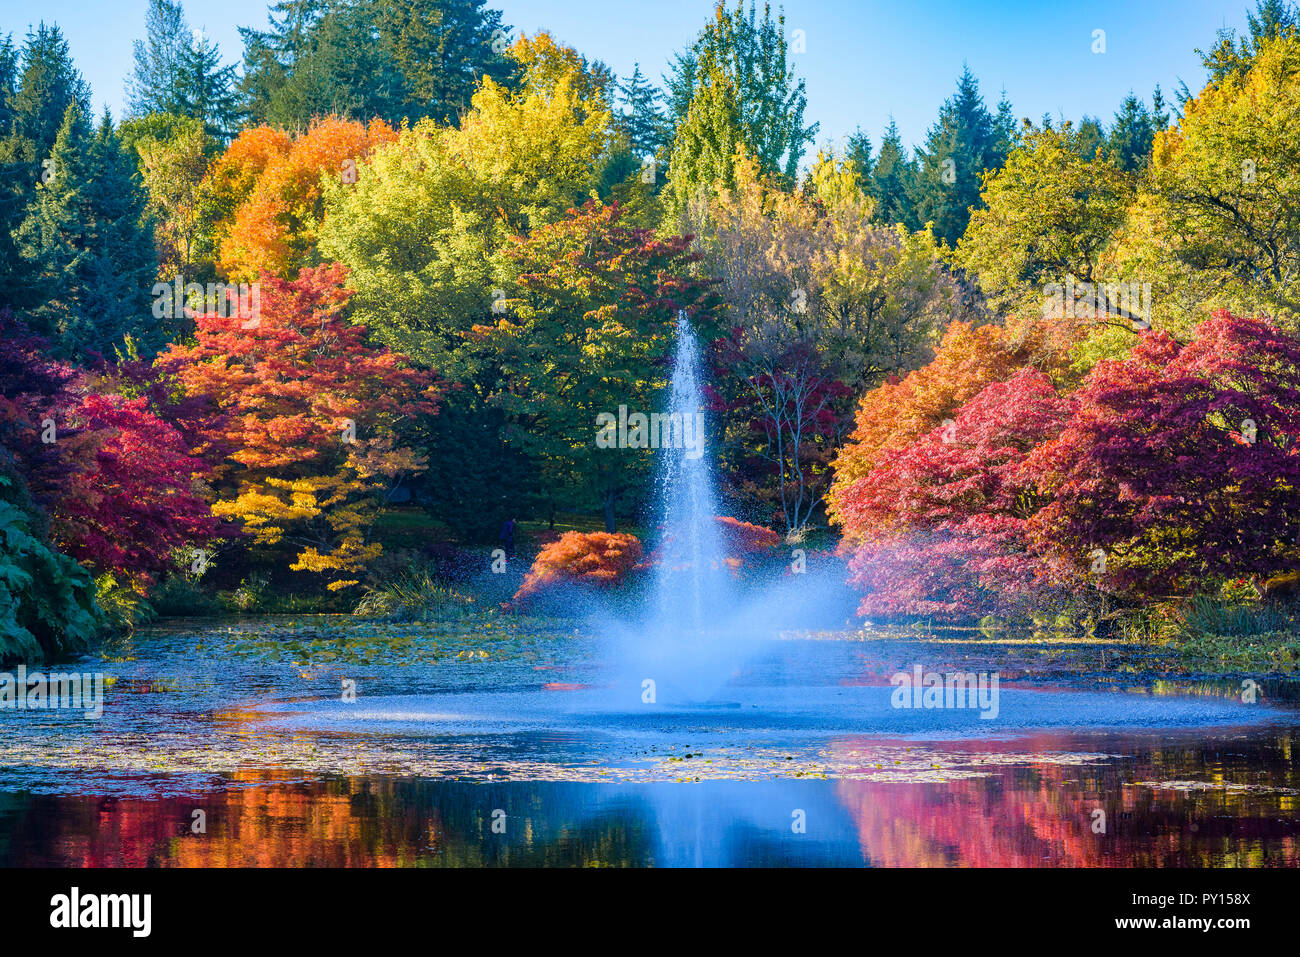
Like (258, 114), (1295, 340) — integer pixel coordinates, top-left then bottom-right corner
(162, 264), (442, 588)
(827, 318), (1073, 539)
(514, 532), (643, 603)
(214, 117), (397, 282)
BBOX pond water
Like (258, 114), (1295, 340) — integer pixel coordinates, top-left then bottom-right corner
(1, 615), (1297, 867)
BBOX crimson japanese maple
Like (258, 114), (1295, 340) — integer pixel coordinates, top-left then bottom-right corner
(1028, 311), (1300, 595)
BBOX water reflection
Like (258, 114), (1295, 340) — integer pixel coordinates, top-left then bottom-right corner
(2, 726), (1296, 867)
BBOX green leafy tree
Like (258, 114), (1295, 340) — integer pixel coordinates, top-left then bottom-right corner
(120, 112), (219, 278)
(665, 65), (744, 218)
(1197, 0), (1298, 85)
(473, 201), (721, 531)
(664, 0), (817, 216)
(953, 122), (1133, 319)
(319, 57), (611, 377)
(1113, 33), (1300, 332)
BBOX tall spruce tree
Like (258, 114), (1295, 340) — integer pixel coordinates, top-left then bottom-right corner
(374, 0), (513, 124)
(616, 63), (666, 157)
(0, 35), (18, 138)
(0, 25), (90, 311)
(242, 0), (404, 129)
(1107, 91), (1166, 172)
(911, 67), (1014, 247)
(15, 107), (160, 359)
(5, 24), (90, 163)
(845, 128), (873, 181)
(240, 0), (512, 128)
(128, 2), (239, 139)
(870, 119), (918, 230)
(126, 0), (189, 117)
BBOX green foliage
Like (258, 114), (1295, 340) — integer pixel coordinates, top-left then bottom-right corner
(1196, 0), (1298, 85)
(1178, 594), (1288, 637)
(319, 67), (610, 376)
(92, 571), (156, 633)
(0, 24), (92, 312)
(409, 389), (543, 542)
(239, 0), (513, 128)
(954, 122), (1133, 317)
(126, 0), (239, 140)
(1141, 33), (1300, 329)
(664, 0), (816, 217)
(910, 67), (1015, 247)
(14, 106), (161, 358)
(615, 63), (666, 158)
(0, 496), (101, 665)
(1105, 90), (1169, 172)
(870, 120), (918, 230)
(354, 566), (477, 621)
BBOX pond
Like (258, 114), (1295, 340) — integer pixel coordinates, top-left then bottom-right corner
(1, 615), (1297, 867)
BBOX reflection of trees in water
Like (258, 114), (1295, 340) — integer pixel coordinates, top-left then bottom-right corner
(0, 775), (658, 867)
(833, 731), (1300, 867)
(2, 729), (1298, 867)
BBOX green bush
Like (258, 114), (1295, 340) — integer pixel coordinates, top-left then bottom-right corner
(0, 499), (101, 664)
(354, 566), (478, 621)
(1177, 594), (1289, 637)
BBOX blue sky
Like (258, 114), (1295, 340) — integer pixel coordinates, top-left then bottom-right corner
(1, 0), (1260, 152)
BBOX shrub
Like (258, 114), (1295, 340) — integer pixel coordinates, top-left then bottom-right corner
(0, 498), (101, 664)
(514, 531), (642, 603)
(354, 566), (477, 621)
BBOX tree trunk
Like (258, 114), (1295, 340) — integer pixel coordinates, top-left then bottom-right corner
(603, 488), (617, 533)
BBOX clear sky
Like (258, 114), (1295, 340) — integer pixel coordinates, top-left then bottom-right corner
(0, 0), (1261, 152)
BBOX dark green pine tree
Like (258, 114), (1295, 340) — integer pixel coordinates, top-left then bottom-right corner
(374, 0), (514, 125)
(845, 128), (873, 181)
(0, 34), (24, 310)
(0, 34), (18, 138)
(0, 25), (90, 312)
(251, 1), (406, 128)
(1106, 92), (1158, 172)
(237, 0), (331, 126)
(5, 24), (90, 164)
(1074, 115), (1107, 159)
(616, 63), (666, 157)
(911, 67), (1013, 247)
(126, 0), (190, 117)
(16, 107), (160, 360)
(180, 30), (240, 140)
(870, 119), (918, 230)
(129, 1), (241, 141)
